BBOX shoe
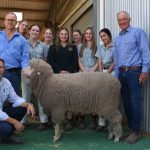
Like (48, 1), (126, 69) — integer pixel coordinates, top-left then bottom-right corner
(0, 136), (23, 144)
(103, 126), (108, 132)
(124, 132), (141, 144)
(98, 117), (106, 126)
(22, 123), (28, 128)
(121, 128), (133, 140)
(38, 123), (49, 131)
(88, 121), (97, 129)
(65, 121), (73, 131)
(121, 132), (131, 140)
(78, 121), (86, 129)
(96, 126), (105, 131)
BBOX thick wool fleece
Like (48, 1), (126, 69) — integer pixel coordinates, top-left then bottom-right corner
(30, 58), (121, 125)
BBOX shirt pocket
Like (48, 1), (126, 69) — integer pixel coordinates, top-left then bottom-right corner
(6, 41), (21, 62)
(125, 38), (137, 52)
(35, 48), (44, 59)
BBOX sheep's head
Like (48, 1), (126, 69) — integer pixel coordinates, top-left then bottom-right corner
(30, 58), (53, 81)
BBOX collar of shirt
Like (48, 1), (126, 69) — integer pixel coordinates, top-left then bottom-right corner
(2, 30), (20, 40)
(27, 39), (40, 47)
(43, 42), (52, 48)
(2, 30), (20, 38)
(119, 25), (132, 35)
(101, 42), (114, 50)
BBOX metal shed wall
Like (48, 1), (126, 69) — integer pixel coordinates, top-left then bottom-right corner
(94, 0), (150, 133)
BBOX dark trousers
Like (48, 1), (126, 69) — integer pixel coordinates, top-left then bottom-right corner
(0, 105), (26, 138)
(3, 70), (21, 95)
(119, 69), (142, 133)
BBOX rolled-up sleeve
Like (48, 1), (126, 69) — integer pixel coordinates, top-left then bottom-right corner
(21, 38), (29, 69)
(0, 109), (9, 121)
(0, 78), (26, 121)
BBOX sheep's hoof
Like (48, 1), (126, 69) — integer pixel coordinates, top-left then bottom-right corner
(108, 133), (113, 140)
(53, 136), (60, 142)
(114, 137), (120, 142)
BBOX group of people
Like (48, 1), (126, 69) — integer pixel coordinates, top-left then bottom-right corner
(0, 10), (150, 145)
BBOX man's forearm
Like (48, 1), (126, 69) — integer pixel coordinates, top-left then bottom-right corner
(5, 117), (19, 126)
(20, 101), (30, 108)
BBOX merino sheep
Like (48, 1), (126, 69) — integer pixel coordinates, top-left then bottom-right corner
(29, 58), (122, 142)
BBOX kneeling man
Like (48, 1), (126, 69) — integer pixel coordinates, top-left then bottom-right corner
(0, 58), (35, 144)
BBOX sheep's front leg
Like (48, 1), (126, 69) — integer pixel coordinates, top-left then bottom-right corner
(113, 124), (122, 142)
(53, 124), (61, 142)
(108, 122), (114, 140)
(112, 112), (122, 142)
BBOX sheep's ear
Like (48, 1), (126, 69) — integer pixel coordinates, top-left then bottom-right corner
(37, 72), (41, 76)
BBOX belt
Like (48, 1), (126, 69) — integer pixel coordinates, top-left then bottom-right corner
(119, 66), (142, 72)
(6, 68), (21, 72)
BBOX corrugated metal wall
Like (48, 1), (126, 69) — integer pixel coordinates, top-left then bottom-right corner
(94, 0), (150, 133)
(104, 0), (150, 46)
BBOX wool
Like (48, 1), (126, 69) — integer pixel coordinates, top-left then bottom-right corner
(30, 58), (122, 142)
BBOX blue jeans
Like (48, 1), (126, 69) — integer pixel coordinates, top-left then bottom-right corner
(3, 70), (21, 95)
(0, 104), (26, 138)
(119, 69), (142, 133)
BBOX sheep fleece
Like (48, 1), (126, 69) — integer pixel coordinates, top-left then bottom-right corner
(30, 58), (121, 124)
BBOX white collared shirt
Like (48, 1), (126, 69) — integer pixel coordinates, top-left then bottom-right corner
(0, 78), (25, 121)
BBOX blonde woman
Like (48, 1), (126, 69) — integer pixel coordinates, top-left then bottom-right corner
(47, 27), (78, 130)
(21, 24), (49, 131)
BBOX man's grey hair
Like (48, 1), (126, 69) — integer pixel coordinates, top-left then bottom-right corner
(117, 11), (130, 20)
(5, 12), (17, 20)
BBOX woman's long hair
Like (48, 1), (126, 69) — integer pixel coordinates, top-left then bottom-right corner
(79, 27), (97, 57)
(17, 20), (28, 37)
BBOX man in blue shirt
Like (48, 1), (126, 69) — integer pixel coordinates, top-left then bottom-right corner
(0, 58), (35, 144)
(0, 12), (29, 95)
(114, 11), (150, 144)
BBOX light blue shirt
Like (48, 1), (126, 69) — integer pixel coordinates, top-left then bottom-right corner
(0, 31), (29, 69)
(80, 47), (97, 70)
(0, 78), (25, 121)
(27, 40), (48, 60)
(43, 42), (52, 49)
(95, 43), (114, 68)
(114, 26), (150, 77)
